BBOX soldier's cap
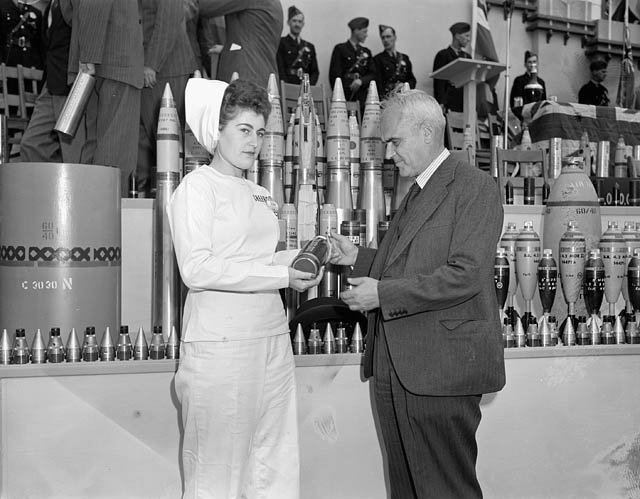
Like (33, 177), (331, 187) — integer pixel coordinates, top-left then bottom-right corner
(590, 59), (607, 71)
(449, 22), (471, 35)
(379, 24), (395, 35)
(288, 5), (302, 20)
(348, 17), (369, 31)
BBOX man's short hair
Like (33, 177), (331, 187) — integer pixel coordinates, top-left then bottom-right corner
(348, 17), (369, 31)
(381, 90), (446, 138)
(449, 22), (470, 35)
(288, 5), (302, 20)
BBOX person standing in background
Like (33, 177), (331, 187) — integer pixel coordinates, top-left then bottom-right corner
(432, 22), (471, 112)
(373, 24), (416, 100)
(509, 51), (547, 120)
(137, 0), (197, 197)
(0, 0), (45, 70)
(184, 0), (283, 86)
(578, 59), (610, 106)
(67, 0), (143, 193)
(277, 5), (318, 85)
(329, 90), (505, 499)
(20, 0), (90, 163)
(329, 16), (375, 111)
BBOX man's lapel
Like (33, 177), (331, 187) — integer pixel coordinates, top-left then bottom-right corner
(384, 157), (457, 269)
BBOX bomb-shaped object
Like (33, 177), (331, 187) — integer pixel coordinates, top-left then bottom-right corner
(537, 249), (558, 316)
(494, 247), (510, 316)
(583, 249), (605, 316)
(599, 221), (627, 316)
(559, 221), (586, 317)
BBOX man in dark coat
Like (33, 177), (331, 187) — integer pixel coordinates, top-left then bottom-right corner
(329, 16), (375, 109)
(277, 5), (318, 85)
(373, 24), (416, 99)
(578, 59), (610, 106)
(432, 21), (471, 112)
(329, 89), (505, 499)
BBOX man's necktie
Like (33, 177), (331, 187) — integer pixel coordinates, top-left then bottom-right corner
(404, 182), (421, 213)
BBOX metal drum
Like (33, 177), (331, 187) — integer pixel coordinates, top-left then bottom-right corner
(0, 163), (120, 347)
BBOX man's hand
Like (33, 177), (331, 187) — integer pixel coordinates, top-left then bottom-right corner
(288, 267), (324, 292)
(340, 277), (380, 312)
(144, 67), (157, 88)
(350, 78), (362, 93)
(328, 230), (358, 266)
(80, 62), (95, 75)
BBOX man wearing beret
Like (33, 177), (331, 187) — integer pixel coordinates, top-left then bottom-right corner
(432, 22), (471, 112)
(329, 16), (376, 110)
(578, 60), (610, 106)
(374, 25), (416, 100)
(277, 5), (319, 85)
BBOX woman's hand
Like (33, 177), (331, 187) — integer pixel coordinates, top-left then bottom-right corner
(288, 267), (325, 292)
(328, 230), (358, 266)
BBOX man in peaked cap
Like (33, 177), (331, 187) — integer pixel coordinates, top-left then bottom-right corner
(374, 24), (416, 100)
(329, 16), (376, 110)
(432, 21), (471, 112)
(578, 59), (610, 106)
(277, 5), (319, 84)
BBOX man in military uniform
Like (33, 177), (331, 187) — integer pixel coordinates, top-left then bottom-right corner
(432, 22), (471, 112)
(329, 16), (375, 110)
(0, 0), (44, 70)
(578, 60), (609, 107)
(373, 24), (416, 100)
(277, 5), (318, 85)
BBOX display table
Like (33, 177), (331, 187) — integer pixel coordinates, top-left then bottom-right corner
(1, 347), (640, 498)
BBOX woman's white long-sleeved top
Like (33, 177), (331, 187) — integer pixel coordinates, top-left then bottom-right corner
(168, 166), (296, 342)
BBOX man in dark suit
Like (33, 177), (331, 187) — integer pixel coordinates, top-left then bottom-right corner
(277, 5), (318, 85)
(373, 24), (416, 100)
(330, 90), (505, 498)
(137, 0), (198, 196)
(68, 0), (144, 193)
(433, 21), (471, 112)
(329, 16), (375, 110)
(187, 0), (283, 86)
(20, 0), (90, 163)
(578, 59), (609, 106)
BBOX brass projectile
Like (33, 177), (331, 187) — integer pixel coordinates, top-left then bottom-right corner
(149, 326), (166, 360)
(350, 322), (364, 353)
(284, 114), (295, 203)
(12, 328), (29, 364)
(0, 328), (11, 364)
(514, 317), (526, 347)
(66, 328), (81, 362)
(563, 316), (576, 346)
(134, 327), (149, 361)
(116, 325), (133, 361)
(614, 315), (626, 344)
(307, 323), (322, 354)
(349, 109), (360, 207)
(335, 322), (348, 353)
(100, 327), (115, 361)
(82, 326), (99, 362)
(31, 328), (46, 364)
(166, 325), (180, 360)
(322, 323), (336, 354)
(47, 327), (65, 363)
(292, 323), (307, 355)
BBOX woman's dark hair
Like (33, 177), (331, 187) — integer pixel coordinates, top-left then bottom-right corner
(524, 51), (537, 64)
(219, 79), (271, 129)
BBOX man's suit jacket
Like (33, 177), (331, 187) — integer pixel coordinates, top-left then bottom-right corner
(352, 155), (506, 396)
(67, 0), (144, 89)
(432, 46), (469, 112)
(142, 0), (196, 78)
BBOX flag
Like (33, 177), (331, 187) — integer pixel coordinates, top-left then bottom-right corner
(473, 0), (499, 62)
(616, 0), (635, 108)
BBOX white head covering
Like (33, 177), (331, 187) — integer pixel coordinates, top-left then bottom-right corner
(185, 78), (229, 154)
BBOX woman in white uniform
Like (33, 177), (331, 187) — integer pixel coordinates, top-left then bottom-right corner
(169, 78), (322, 499)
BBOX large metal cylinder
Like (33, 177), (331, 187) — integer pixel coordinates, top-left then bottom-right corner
(0, 163), (120, 347)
